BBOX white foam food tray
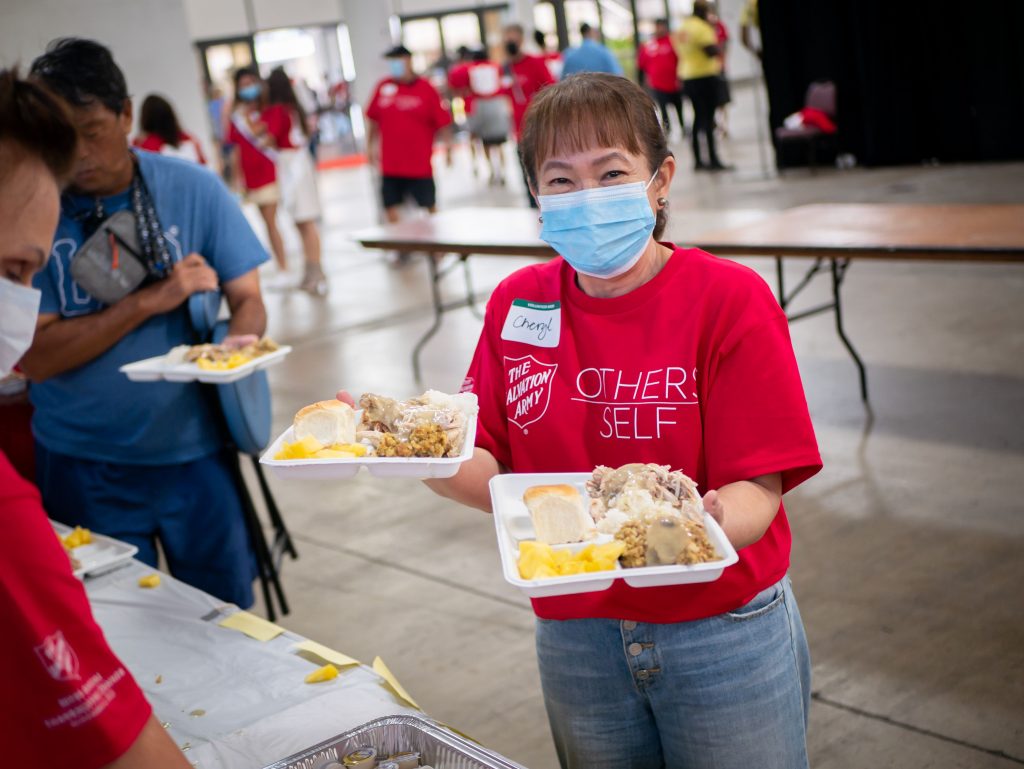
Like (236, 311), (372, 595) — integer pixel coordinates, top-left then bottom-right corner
(52, 520), (138, 579)
(259, 416), (477, 480)
(489, 472), (739, 598)
(120, 345), (291, 384)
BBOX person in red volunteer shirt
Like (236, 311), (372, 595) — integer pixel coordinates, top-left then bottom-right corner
(133, 94), (206, 165)
(501, 24), (554, 138)
(227, 67), (289, 272)
(365, 45), (452, 237)
(501, 23), (555, 208)
(447, 46), (486, 181)
(408, 74), (821, 768)
(447, 45), (476, 120)
(638, 18), (686, 137)
(0, 68), (189, 769)
(709, 4), (732, 136)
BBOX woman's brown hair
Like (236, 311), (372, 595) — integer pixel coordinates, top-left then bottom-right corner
(267, 67), (310, 138)
(139, 94), (183, 148)
(518, 72), (673, 237)
(0, 68), (77, 185)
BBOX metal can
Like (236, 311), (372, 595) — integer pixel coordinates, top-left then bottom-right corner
(342, 747), (378, 767)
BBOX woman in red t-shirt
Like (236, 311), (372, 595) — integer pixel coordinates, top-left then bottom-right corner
(133, 94), (206, 165)
(346, 73), (822, 768)
(0, 67), (190, 769)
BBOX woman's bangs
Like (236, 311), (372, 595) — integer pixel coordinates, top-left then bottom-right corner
(536, 92), (643, 167)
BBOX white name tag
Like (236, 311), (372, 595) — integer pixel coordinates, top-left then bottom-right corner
(500, 299), (561, 348)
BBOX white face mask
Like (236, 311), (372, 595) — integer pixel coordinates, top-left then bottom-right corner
(0, 277), (41, 377)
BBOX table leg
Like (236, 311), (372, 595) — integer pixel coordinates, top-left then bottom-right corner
(830, 258), (869, 402)
(251, 456), (298, 563)
(412, 253), (446, 387)
(461, 255), (484, 320)
(231, 452), (288, 621)
(775, 256), (787, 310)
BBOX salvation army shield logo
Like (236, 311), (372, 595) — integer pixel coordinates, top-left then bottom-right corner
(505, 355), (557, 430)
(35, 630), (80, 682)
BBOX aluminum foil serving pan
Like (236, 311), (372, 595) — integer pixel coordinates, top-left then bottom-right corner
(262, 715), (527, 769)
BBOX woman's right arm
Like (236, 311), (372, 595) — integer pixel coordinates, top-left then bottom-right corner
(424, 447), (502, 514)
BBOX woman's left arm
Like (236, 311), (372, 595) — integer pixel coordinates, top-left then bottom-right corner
(702, 472), (782, 550)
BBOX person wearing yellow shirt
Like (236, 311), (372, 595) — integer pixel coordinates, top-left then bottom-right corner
(675, 0), (728, 170)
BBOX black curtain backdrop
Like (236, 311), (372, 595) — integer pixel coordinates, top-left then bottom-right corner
(759, 0), (1024, 168)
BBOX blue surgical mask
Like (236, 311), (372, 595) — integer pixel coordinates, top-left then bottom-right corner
(238, 84), (262, 102)
(538, 173), (658, 279)
(388, 59), (406, 78)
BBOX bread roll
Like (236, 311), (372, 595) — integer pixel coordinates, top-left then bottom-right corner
(523, 484), (595, 545)
(293, 401), (356, 446)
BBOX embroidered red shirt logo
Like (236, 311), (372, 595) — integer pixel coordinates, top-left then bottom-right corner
(35, 630), (80, 682)
(505, 355), (557, 429)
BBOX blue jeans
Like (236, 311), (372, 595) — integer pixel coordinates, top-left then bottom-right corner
(536, 577), (811, 769)
(36, 444), (256, 608)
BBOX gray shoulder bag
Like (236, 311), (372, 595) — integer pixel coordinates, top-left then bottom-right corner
(69, 209), (148, 305)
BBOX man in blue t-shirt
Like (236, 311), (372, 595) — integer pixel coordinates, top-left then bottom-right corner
(23, 39), (269, 607)
(560, 23), (624, 78)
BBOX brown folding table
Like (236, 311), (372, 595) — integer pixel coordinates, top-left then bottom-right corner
(692, 203), (1024, 401)
(354, 204), (1024, 396)
(353, 207), (555, 384)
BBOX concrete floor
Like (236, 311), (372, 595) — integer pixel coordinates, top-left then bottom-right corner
(245, 82), (1024, 768)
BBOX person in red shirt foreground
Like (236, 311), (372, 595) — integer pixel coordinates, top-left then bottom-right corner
(365, 45), (452, 263)
(343, 73), (821, 768)
(0, 68), (189, 769)
(638, 18), (686, 137)
(500, 23), (555, 208)
(227, 67), (289, 272)
(133, 94), (206, 165)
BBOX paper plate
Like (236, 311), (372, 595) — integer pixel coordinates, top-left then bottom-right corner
(52, 520), (139, 579)
(260, 417), (477, 480)
(489, 472), (739, 598)
(119, 345), (291, 384)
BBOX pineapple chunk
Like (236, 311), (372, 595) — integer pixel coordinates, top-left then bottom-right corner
(517, 540), (625, 580)
(138, 573), (161, 588)
(61, 526), (93, 549)
(304, 663), (339, 684)
(274, 435), (324, 460)
(313, 448), (357, 459)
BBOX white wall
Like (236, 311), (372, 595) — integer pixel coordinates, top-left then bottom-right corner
(252, 0), (341, 31)
(0, 0), (214, 158)
(183, 0), (251, 40)
(183, 0), (344, 41)
(391, 0), (486, 14)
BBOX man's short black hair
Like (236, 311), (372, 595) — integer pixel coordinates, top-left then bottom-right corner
(580, 23), (593, 37)
(30, 38), (129, 114)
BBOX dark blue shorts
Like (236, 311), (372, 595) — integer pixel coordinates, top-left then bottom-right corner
(35, 445), (256, 608)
